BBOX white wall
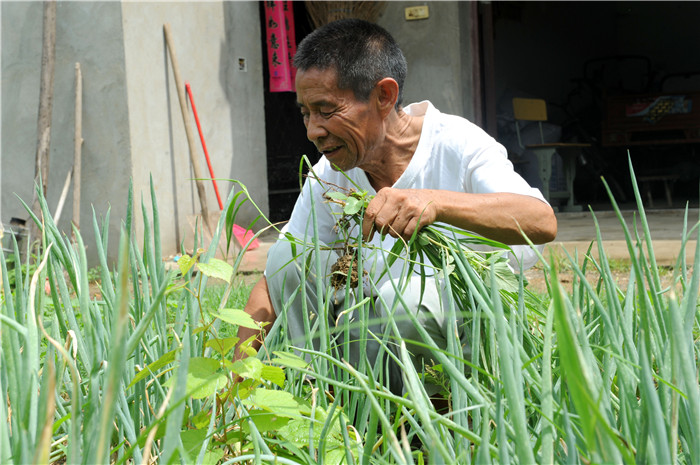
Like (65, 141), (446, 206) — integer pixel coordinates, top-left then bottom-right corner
(2, 1), (482, 263)
(121, 1), (267, 252)
(378, 2), (478, 120)
(1, 1), (267, 263)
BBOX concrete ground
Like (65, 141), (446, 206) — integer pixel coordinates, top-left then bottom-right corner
(236, 207), (699, 274)
(547, 207), (698, 266)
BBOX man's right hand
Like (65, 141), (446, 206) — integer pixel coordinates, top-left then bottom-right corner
(362, 187), (439, 241)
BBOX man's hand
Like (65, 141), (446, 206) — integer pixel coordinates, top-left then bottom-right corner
(235, 277), (276, 361)
(361, 188), (557, 246)
(362, 188), (439, 241)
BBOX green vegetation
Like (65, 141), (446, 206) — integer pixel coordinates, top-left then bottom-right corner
(1, 164), (698, 464)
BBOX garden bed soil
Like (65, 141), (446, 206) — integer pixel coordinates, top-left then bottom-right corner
(523, 262), (680, 296)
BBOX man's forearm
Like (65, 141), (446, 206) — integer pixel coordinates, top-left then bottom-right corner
(436, 191), (558, 245)
(234, 277), (277, 360)
(363, 187), (557, 245)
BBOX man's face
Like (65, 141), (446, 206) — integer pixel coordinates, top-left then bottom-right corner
(296, 68), (383, 172)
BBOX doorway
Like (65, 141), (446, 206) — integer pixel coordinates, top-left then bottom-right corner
(259, 2), (319, 224)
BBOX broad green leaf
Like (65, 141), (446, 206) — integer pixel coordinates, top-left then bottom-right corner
(437, 252), (455, 279)
(271, 351), (310, 369)
(278, 417), (344, 448)
(197, 258), (233, 283)
(484, 259), (519, 293)
(178, 427), (224, 465)
(204, 336), (240, 356)
(232, 356), (264, 381)
(192, 326), (208, 336)
(261, 364), (285, 388)
(128, 348), (181, 388)
(313, 406), (344, 436)
(343, 196), (362, 215)
(418, 233), (430, 246)
(211, 308), (260, 330)
(325, 447), (348, 465)
(163, 357), (228, 399)
(248, 388), (303, 418)
(179, 428), (222, 463)
(325, 192), (348, 201)
(202, 448), (225, 465)
(240, 410), (291, 434)
(190, 410), (211, 429)
(238, 334), (259, 358)
(234, 378), (255, 400)
(180, 428), (207, 455)
(278, 418), (319, 446)
(177, 254), (195, 275)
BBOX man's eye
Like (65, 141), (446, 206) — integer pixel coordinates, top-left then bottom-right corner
(320, 111), (333, 118)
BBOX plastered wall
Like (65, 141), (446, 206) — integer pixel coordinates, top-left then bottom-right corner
(1, 1), (267, 263)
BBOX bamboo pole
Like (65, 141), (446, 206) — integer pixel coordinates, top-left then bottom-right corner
(163, 23), (212, 235)
(72, 62), (83, 238)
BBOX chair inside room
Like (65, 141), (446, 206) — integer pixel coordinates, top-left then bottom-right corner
(512, 97), (590, 211)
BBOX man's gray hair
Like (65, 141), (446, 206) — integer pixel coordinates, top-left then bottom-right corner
(293, 18), (407, 109)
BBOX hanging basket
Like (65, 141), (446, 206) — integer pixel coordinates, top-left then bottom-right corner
(304, 1), (387, 28)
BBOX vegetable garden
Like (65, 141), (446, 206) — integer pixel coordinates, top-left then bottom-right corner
(1, 165), (698, 464)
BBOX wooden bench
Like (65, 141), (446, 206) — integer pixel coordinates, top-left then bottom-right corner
(637, 174), (680, 207)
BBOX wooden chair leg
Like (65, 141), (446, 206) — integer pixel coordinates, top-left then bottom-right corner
(663, 180), (673, 207)
(642, 181), (654, 208)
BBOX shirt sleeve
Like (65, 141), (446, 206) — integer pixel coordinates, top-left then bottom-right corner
(466, 142), (547, 203)
(461, 135), (547, 271)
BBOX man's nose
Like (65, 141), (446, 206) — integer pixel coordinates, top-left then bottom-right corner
(306, 114), (327, 141)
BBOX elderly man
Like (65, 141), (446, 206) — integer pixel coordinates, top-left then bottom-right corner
(239, 19), (556, 387)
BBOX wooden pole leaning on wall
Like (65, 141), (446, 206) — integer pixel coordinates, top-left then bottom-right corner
(72, 62), (83, 242)
(163, 23), (213, 236)
(29, 0), (57, 249)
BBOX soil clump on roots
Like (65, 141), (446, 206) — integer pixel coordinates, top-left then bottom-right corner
(330, 247), (361, 292)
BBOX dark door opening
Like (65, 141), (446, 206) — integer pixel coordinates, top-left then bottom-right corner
(259, 2), (319, 224)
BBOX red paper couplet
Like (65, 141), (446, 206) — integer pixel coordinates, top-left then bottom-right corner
(264, 1), (297, 92)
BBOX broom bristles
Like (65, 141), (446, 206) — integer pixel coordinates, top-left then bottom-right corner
(305, 1), (387, 28)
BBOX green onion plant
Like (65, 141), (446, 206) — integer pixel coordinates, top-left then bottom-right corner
(0, 157), (697, 464)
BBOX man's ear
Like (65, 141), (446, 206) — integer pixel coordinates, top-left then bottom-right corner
(374, 78), (399, 117)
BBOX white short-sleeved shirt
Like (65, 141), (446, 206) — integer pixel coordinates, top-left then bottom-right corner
(280, 101), (547, 282)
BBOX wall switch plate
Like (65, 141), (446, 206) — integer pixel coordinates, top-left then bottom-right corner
(405, 5), (429, 20)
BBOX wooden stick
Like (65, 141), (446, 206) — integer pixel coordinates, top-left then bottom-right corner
(72, 62), (83, 238)
(53, 169), (72, 224)
(163, 23), (212, 235)
(29, 0), (57, 246)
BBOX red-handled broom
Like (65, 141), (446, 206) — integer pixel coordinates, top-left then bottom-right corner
(185, 82), (259, 250)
